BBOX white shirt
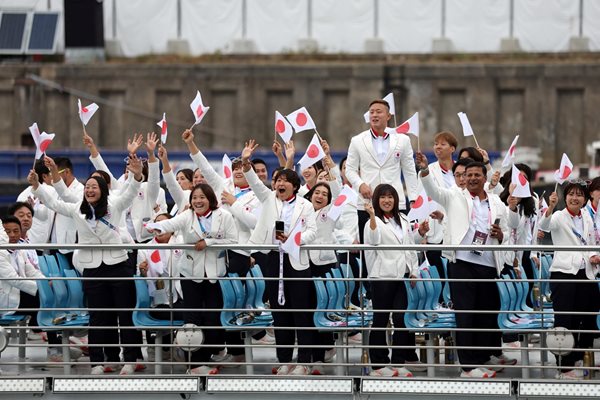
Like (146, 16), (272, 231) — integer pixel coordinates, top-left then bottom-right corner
(371, 130), (390, 165)
(441, 167), (456, 188)
(456, 196), (495, 268)
(279, 196), (296, 233)
(197, 211), (213, 237)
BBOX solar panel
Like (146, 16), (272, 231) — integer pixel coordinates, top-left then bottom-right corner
(27, 12), (59, 53)
(0, 12), (27, 53)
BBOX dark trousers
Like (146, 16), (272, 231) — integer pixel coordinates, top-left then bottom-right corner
(311, 262), (336, 362)
(18, 292), (59, 345)
(448, 260), (500, 371)
(224, 250), (252, 356)
(550, 270), (600, 369)
(369, 279), (418, 368)
(357, 210), (372, 299)
(265, 251), (314, 364)
(180, 277), (224, 366)
(82, 261), (142, 363)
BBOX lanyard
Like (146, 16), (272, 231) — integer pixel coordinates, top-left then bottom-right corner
(235, 189), (251, 199)
(586, 204), (600, 244)
(470, 196), (492, 228)
(98, 217), (118, 232)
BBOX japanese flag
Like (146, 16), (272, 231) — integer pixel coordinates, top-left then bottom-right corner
(190, 90), (210, 125)
(275, 110), (293, 143)
(78, 99), (99, 126)
(395, 112), (420, 137)
(511, 164), (531, 198)
(286, 106), (316, 133)
(553, 153), (573, 184)
(281, 220), (302, 262)
(222, 154), (233, 179)
(156, 113), (168, 144)
(540, 197), (549, 215)
(29, 122), (55, 160)
(146, 249), (165, 277)
(297, 134), (325, 171)
(327, 185), (358, 222)
(501, 135), (519, 169)
(457, 112), (474, 137)
(407, 189), (431, 221)
(363, 92), (395, 123)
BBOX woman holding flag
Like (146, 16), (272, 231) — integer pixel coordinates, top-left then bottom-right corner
(539, 180), (600, 379)
(240, 139), (317, 376)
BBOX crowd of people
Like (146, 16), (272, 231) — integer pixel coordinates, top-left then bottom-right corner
(0, 99), (598, 380)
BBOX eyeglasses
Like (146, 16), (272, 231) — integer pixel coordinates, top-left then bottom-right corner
(567, 179), (590, 187)
(453, 172), (466, 178)
(57, 168), (67, 174)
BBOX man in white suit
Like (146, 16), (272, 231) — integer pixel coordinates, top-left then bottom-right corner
(345, 99), (419, 242)
(417, 152), (515, 379)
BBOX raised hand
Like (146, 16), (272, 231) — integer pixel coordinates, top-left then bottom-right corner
(272, 140), (283, 157)
(221, 190), (236, 206)
(182, 129), (194, 144)
(127, 133), (144, 155)
(364, 200), (375, 216)
(43, 155), (58, 173)
(489, 170), (501, 188)
(418, 219), (430, 236)
(146, 132), (159, 154)
(241, 139), (259, 162)
(415, 151), (428, 170)
(548, 192), (558, 208)
(126, 154), (144, 181)
(157, 145), (168, 162)
(476, 147), (490, 164)
(320, 138), (330, 156)
(82, 131), (95, 149)
(27, 169), (39, 189)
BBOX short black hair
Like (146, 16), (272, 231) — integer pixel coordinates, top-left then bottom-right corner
(91, 170), (111, 188)
(563, 181), (590, 202)
(34, 159), (50, 183)
(452, 157), (474, 173)
(8, 202), (34, 218)
(252, 158), (267, 167)
(54, 157), (73, 171)
(465, 161), (487, 177)
(368, 99), (390, 110)
(177, 168), (194, 183)
(189, 183), (219, 211)
(2, 215), (21, 228)
(304, 182), (332, 205)
(274, 169), (301, 193)
(458, 147), (484, 163)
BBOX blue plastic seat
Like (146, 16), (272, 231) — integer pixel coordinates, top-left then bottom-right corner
(219, 274), (271, 329)
(132, 278), (184, 328)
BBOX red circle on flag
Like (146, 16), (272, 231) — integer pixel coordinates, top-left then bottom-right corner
(150, 250), (161, 263)
(334, 194), (347, 206)
(224, 166), (232, 179)
(413, 195), (424, 208)
(561, 166), (572, 180)
(81, 106), (88, 113)
(39, 139), (52, 153)
(196, 106), (204, 118)
(396, 122), (409, 134)
(294, 232), (301, 245)
(518, 173), (528, 186)
(275, 120), (286, 134)
(296, 113), (308, 127)
(306, 144), (320, 158)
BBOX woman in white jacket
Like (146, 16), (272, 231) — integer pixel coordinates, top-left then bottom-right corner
(147, 183), (238, 375)
(364, 184), (426, 378)
(539, 181), (600, 380)
(27, 156), (145, 376)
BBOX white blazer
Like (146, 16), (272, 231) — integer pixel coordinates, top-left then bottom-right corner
(162, 169), (190, 215)
(308, 205), (339, 266)
(151, 208), (238, 283)
(504, 195), (540, 266)
(244, 168), (317, 271)
(191, 151), (261, 256)
(421, 172), (509, 275)
(91, 155), (167, 241)
(538, 209), (599, 279)
(33, 177), (142, 272)
(345, 128), (419, 210)
(0, 250), (44, 316)
(364, 214), (419, 278)
(51, 178), (84, 254)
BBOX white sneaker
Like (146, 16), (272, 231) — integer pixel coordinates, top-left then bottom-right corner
(348, 333), (362, 344)
(90, 365), (105, 375)
(392, 367), (414, 377)
(119, 364), (135, 375)
(369, 367), (399, 377)
(27, 331), (47, 341)
(47, 347), (83, 363)
(210, 350), (229, 363)
(215, 353), (245, 368)
(405, 361), (427, 372)
(252, 333), (276, 345)
(274, 365), (292, 375)
(289, 365), (311, 375)
(187, 365), (219, 375)
(324, 348), (336, 363)
(311, 362), (324, 375)
(460, 367), (496, 378)
(485, 354), (517, 372)
(558, 369), (584, 380)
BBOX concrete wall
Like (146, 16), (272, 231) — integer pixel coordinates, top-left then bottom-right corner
(1, 61), (599, 169)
